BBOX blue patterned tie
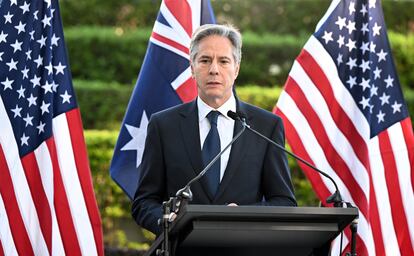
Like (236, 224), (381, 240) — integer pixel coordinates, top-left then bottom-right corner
(202, 111), (221, 197)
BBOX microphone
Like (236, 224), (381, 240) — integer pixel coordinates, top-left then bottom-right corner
(227, 110), (344, 207)
(175, 117), (247, 202)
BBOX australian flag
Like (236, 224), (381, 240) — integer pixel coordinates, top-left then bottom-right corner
(110, 0), (215, 199)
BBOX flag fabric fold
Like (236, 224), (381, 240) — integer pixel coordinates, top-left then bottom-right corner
(110, 0), (215, 199)
(275, 0), (414, 255)
(0, 0), (103, 255)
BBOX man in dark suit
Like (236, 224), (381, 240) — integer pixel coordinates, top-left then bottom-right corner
(132, 24), (296, 235)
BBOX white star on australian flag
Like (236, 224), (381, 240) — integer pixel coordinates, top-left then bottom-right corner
(121, 111), (149, 168)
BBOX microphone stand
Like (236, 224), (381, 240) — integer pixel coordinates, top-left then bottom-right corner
(228, 110), (359, 256)
(156, 123), (247, 256)
(229, 110), (343, 206)
(247, 122), (344, 205)
(345, 218), (358, 256)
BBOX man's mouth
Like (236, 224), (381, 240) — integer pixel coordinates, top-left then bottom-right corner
(207, 81), (221, 85)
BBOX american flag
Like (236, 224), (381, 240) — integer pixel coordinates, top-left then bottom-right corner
(110, 0), (215, 199)
(0, 0), (103, 255)
(275, 0), (414, 255)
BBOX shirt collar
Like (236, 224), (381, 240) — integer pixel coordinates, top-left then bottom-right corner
(197, 94), (236, 122)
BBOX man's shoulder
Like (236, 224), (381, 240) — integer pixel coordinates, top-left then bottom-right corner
(239, 100), (282, 122)
(151, 100), (195, 121)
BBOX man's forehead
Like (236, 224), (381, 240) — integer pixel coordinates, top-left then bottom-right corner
(198, 35), (232, 48)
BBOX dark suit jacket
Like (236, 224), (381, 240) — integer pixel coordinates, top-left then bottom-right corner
(132, 99), (296, 235)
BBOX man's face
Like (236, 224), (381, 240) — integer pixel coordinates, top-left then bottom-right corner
(191, 35), (240, 109)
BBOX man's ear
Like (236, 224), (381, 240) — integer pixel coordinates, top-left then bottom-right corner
(190, 61), (195, 78)
(234, 63), (240, 78)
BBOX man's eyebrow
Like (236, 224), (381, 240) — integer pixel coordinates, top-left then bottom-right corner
(198, 54), (212, 59)
(197, 55), (232, 61)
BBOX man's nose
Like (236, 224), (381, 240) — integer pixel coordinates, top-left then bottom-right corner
(209, 61), (219, 75)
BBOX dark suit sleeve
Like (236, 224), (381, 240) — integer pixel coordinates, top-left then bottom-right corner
(131, 115), (165, 235)
(259, 116), (297, 206)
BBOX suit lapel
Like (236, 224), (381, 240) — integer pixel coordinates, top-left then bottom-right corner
(179, 101), (203, 175)
(179, 100), (214, 201)
(215, 101), (250, 200)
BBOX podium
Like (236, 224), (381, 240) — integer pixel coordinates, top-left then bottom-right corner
(145, 205), (358, 256)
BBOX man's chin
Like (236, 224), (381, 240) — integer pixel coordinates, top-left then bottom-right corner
(200, 94), (232, 108)
(204, 92), (224, 101)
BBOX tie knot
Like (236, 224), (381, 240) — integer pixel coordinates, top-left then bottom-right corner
(207, 111), (220, 126)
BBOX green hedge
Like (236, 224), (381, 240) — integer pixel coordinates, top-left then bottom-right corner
(239, 33), (303, 86)
(65, 27), (151, 85)
(74, 80), (132, 130)
(86, 130), (152, 249)
(65, 27), (414, 88)
(74, 80), (414, 130)
(389, 31), (414, 89)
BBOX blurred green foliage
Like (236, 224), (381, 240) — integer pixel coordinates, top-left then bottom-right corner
(60, 0), (414, 35)
(84, 130), (129, 246)
(74, 79), (132, 129)
(389, 31), (414, 89)
(65, 27), (151, 84)
(60, 0), (159, 27)
(85, 130), (154, 249)
(213, 0), (414, 35)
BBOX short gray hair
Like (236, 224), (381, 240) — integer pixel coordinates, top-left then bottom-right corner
(189, 24), (242, 64)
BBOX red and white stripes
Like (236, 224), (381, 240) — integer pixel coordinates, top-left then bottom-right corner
(150, 0), (202, 103)
(0, 95), (103, 256)
(276, 35), (414, 256)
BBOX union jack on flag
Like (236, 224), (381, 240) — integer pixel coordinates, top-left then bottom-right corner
(0, 0), (103, 255)
(110, 0), (215, 199)
(275, 0), (414, 255)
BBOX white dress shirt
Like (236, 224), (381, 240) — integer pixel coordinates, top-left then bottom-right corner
(197, 95), (236, 181)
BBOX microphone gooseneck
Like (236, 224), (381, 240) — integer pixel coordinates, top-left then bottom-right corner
(226, 110), (344, 207)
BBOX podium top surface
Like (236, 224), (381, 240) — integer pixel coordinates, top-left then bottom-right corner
(145, 205), (358, 256)
(171, 205), (358, 234)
